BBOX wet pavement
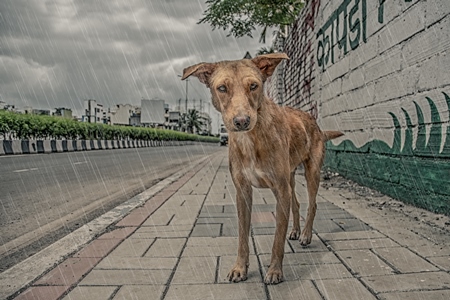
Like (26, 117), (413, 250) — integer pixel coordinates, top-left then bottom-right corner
(2, 151), (450, 300)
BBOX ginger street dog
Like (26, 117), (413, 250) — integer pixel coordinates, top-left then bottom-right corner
(182, 53), (343, 284)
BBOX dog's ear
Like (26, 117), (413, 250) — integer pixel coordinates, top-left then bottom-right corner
(181, 62), (217, 88)
(251, 53), (289, 79)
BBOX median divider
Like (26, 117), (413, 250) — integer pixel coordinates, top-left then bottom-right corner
(0, 139), (215, 155)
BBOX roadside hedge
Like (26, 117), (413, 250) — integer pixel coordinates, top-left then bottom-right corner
(0, 111), (218, 143)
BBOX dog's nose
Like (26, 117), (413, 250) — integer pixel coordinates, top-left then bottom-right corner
(233, 115), (250, 130)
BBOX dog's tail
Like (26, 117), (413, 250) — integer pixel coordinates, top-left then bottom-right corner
(323, 131), (344, 141)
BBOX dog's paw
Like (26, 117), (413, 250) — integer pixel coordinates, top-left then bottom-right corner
(264, 267), (284, 285)
(227, 264), (248, 283)
(288, 229), (300, 240)
(299, 232), (312, 246)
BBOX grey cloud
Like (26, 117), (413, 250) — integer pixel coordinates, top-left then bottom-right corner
(0, 0), (265, 131)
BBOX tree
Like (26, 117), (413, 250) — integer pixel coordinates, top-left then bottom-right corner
(198, 0), (304, 43)
(256, 46), (275, 56)
(185, 109), (204, 134)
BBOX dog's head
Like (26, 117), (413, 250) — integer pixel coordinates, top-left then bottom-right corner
(182, 53), (288, 132)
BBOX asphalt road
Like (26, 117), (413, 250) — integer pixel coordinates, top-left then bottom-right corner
(0, 144), (224, 271)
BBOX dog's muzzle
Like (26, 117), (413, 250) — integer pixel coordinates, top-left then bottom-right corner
(233, 115), (251, 131)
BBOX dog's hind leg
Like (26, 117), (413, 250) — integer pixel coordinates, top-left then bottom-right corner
(300, 155), (323, 246)
(288, 171), (301, 240)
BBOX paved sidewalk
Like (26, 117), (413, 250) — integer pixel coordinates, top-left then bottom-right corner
(7, 152), (450, 299)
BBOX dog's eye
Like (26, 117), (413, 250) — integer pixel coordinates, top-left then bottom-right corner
(217, 85), (227, 93)
(250, 83), (258, 91)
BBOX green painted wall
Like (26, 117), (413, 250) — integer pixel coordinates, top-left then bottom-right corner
(269, 0), (449, 216)
(325, 93), (450, 216)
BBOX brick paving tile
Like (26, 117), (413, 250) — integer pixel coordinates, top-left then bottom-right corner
(221, 223), (239, 237)
(74, 239), (123, 258)
(165, 283), (267, 299)
(331, 219), (373, 231)
(97, 227), (136, 239)
(140, 210), (174, 226)
(336, 249), (395, 276)
(191, 223), (221, 237)
(34, 257), (101, 286)
(326, 237), (400, 251)
(361, 272), (450, 293)
(427, 256), (450, 271)
(319, 230), (386, 241)
(373, 247), (439, 273)
(311, 220), (345, 233)
(14, 286), (69, 300)
(62, 286), (117, 300)
(259, 252), (340, 267)
(132, 228), (191, 239)
(136, 224), (190, 233)
(78, 269), (171, 285)
(315, 278), (377, 300)
(115, 209), (151, 227)
(170, 213), (199, 226)
(183, 244), (242, 257)
(141, 196), (169, 211)
(107, 238), (154, 256)
(186, 237), (239, 247)
(374, 226), (433, 248)
(196, 217), (237, 224)
(378, 290), (450, 300)
(264, 263), (353, 282)
(171, 256), (218, 284)
(267, 280), (323, 300)
(144, 238), (186, 258)
(199, 205), (225, 214)
(313, 211), (356, 220)
(112, 285), (165, 300)
(412, 245), (450, 257)
(95, 256), (177, 270)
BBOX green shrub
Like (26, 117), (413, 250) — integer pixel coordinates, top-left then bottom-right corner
(0, 111), (219, 143)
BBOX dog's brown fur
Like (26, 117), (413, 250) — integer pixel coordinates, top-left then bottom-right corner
(182, 53), (343, 284)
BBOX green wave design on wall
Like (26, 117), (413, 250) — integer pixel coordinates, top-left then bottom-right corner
(325, 92), (450, 216)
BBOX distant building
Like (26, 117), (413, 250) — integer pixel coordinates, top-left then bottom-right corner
(23, 106), (32, 114)
(197, 111), (212, 135)
(82, 99), (106, 123)
(0, 100), (16, 111)
(129, 111), (141, 127)
(23, 106), (50, 115)
(141, 98), (165, 126)
(109, 104), (140, 126)
(53, 107), (73, 119)
(167, 110), (180, 130)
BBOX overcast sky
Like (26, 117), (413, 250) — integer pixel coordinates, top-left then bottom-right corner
(0, 0), (267, 133)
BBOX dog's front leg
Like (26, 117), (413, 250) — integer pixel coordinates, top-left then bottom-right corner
(266, 181), (291, 284)
(227, 178), (252, 283)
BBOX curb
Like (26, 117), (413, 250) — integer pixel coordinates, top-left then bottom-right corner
(0, 155), (210, 299)
(0, 140), (209, 156)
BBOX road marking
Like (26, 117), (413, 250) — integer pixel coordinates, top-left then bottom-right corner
(0, 155), (26, 158)
(13, 168), (38, 173)
(73, 161), (87, 165)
